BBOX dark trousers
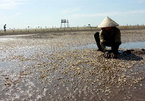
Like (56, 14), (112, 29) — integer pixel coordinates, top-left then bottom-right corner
(94, 32), (120, 54)
(94, 32), (102, 51)
(4, 29), (6, 32)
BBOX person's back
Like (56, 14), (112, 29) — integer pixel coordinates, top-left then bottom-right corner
(100, 27), (121, 46)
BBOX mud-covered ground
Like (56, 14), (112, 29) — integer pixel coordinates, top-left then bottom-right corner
(0, 29), (145, 101)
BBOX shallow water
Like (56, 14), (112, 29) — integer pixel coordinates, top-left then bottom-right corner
(0, 36), (145, 100)
(71, 41), (145, 50)
(0, 38), (14, 42)
(120, 41), (145, 49)
(0, 38), (144, 71)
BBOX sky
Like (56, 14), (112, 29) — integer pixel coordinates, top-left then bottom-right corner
(0, 0), (145, 29)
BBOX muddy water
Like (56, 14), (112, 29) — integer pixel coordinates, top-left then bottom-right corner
(0, 33), (145, 101)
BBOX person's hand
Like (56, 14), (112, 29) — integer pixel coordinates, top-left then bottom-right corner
(103, 51), (110, 58)
(103, 52), (117, 58)
(110, 53), (117, 58)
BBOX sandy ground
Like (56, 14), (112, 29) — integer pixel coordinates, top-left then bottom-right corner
(0, 29), (145, 101)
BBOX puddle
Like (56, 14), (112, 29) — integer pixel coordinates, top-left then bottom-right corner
(120, 41), (145, 49)
(0, 38), (14, 42)
(71, 41), (145, 50)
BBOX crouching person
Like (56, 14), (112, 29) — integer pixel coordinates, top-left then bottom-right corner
(94, 17), (121, 58)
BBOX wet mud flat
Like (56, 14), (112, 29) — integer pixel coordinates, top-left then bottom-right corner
(0, 29), (145, 101)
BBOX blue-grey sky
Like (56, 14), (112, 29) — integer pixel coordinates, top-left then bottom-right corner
(0, 0), (145, 29)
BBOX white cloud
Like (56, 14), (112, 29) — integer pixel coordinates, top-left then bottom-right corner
(0, 0), (24, 9)
(125, 10), (145, 14)
(62, 8), (81, 14)
(136, 0), (145, 3)
(70, 10), (145, 19)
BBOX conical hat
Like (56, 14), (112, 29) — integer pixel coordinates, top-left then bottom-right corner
(98, 16), (119, 28)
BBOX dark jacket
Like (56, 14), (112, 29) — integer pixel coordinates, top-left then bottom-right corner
(99, 27), (121, 45)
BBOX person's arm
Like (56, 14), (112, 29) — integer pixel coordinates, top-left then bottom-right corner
(99, 30), (106, 44)
(115, 28), (121, 44)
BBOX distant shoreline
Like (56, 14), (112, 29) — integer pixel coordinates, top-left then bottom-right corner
(0, 25), (145, 35)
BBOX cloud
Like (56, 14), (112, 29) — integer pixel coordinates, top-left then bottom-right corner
(70, 10), (145, 19)
(0, 12), (22, 23)
(61, 8), (81, 14)
(137, 0), (145, 3)
(0, 0), (24, 9)
(125, 10), (145, 14)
